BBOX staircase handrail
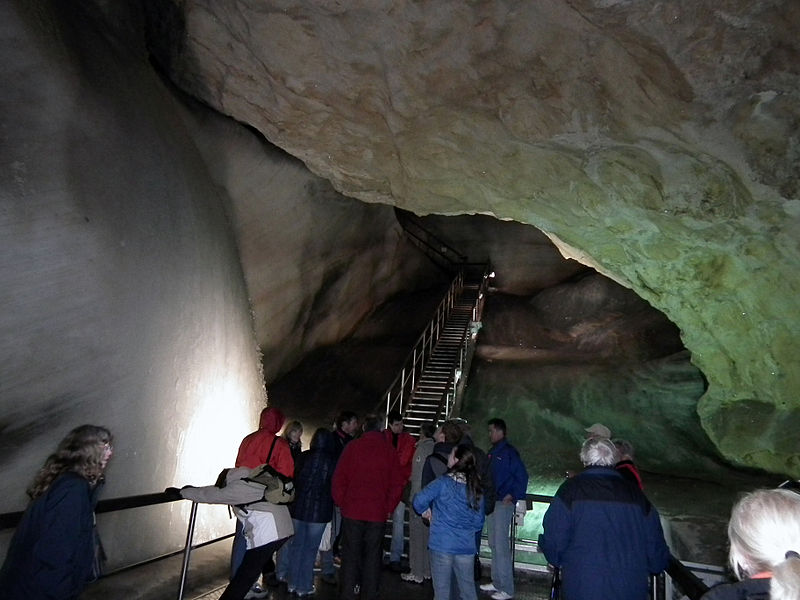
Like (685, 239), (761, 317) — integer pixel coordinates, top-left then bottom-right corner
(402, 226), (463, 270)
(395, 209), (468, 265)
(376, 270), (464, 422)
(472, 263), (492, 322)
(431, 314), (473, 425)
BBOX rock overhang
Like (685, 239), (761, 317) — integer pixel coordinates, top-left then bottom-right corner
(140, 0), (800, 476)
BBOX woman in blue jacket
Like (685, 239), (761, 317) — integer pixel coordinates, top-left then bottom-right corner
(0, 424), (114, 600)
(413, 443), (485, 600)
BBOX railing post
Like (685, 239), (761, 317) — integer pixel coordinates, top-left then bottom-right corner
(399, 368), (406, 413)
(411, 349), (417, 396)
(176, 501), (199, 600)
(650, 572), (666, 600)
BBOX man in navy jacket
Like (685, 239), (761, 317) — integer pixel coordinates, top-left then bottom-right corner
(480, 418), (528, 600)
(539, 437), (670, 600)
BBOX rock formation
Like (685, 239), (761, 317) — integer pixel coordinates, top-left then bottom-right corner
(145, 0), (800, 476)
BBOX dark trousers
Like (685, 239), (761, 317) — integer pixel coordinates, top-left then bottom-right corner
(339, 518), (384, 600)
(230, 519), (275, 580)
(220, 537), (287, 600)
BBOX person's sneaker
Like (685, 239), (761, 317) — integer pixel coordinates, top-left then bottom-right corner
(296, 586), (316, 597)
(401, 572), (423, 584)
(321, 573), (337, 585)
(480, 582), (498, 592)
(491, 592), (512, 600)
(244, 586), (269, 599)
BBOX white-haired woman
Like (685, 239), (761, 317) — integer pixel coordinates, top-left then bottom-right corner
(702, 488), (800, 600)
(0, 425), (114, 600)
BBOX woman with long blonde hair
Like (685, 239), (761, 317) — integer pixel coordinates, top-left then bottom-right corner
(0, 425), (114, 600)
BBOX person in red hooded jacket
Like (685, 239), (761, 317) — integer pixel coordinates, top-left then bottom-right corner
(231, 406), (295, 596)
(236, 406), (294, 475)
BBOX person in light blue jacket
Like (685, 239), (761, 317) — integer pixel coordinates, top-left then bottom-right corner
(413, 444), (485, 600)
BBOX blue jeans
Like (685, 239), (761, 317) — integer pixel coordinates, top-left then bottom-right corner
(319, 507), (341, 577)
(389, 501), (406, 563)
(487, 502), (514, 596)
(285, 520), (328, 594)
(429, 551), (478, 600)
(276, 535), (291, 581)
(231, 519), (246, 579)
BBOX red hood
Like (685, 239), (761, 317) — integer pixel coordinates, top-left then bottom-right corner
(258, 407), (285, 435)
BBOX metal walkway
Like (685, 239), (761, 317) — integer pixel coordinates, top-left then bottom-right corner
(400, 285), (478, 436)
(188, 565), (553, 600)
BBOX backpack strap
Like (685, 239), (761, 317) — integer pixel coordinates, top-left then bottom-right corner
(430, 453), (448, 465)
(266, 436), (278, 467)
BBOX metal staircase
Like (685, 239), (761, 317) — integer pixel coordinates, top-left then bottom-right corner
(400, 279), (480, 437)
(376, 213), (490, 435)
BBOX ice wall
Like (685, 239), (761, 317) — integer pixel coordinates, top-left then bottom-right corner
(0, 2), (265, 567)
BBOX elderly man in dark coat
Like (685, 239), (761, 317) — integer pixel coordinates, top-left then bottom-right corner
(539, 437), (670, 600)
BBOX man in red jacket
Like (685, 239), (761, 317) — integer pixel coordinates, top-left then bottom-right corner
(382, 410), (416, 572)
(333, 414), (404, 600)
(231, 406), (295, 595)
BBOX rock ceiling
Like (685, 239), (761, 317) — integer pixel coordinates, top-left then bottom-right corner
(144, 0), (800, 476)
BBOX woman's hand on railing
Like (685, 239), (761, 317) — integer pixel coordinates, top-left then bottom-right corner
(164, 487), (186, 501)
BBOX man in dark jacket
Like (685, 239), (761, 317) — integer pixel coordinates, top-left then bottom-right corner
(481, 418), (528, 600)
(539, 437), (670, 600)
(332, 411), (359, 461)
(383, 410), (416, 572)
(332, 414), (404, 600)
(421, 421), (463, 487)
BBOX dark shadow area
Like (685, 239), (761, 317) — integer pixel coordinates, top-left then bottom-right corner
(268, 285), (448, 432)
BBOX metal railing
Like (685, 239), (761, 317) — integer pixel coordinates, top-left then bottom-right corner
(376, 269), (464, 421)
(0, 490), (180, 530)
(0, 491), (225, 600)
(430, 315), (473, 425)
(394, 208), (467, 271)
(1, 488), (714, 600)
(429, 263), (492, 424)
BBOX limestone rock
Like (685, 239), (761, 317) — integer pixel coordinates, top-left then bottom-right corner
(145, 0), (800, 476)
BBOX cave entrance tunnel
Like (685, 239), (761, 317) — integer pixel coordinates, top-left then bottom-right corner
(265, 208), (772, 565)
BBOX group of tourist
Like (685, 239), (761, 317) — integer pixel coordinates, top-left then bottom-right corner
(3, 415), (800, 600)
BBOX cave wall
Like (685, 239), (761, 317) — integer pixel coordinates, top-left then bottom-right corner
(0, 0), (267, 566)
(174, 105), (443, 383)
(144, 0), (800, 477)
(0, 0), (439, 568)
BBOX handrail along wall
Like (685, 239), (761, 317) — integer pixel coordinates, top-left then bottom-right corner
(0, 490), (712, 600)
